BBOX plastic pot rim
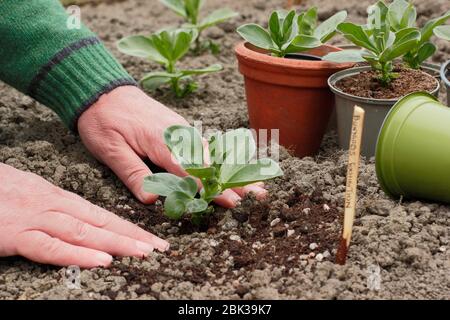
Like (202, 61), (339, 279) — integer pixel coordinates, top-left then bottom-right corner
(328, 66), (441, 106)
(441, 60), (450, 88)
(234, 41), (354, 72)
(374, 91), (439, 198)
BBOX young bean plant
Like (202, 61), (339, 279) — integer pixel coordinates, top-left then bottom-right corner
(117, 28), (222, 98)
(160, 0), (238, 54)
(387, 0), (450, 69)
(143, 125), (283, 224)
(237, 7), (347, 58)
(323, 1), (421, 86)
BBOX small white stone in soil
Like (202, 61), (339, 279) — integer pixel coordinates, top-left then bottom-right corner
(322, 250), (331, 258)
(323, 204), (330, 211)
(229, 235), (241, 241)
(123, 204), (131, 210)
(300, 260), (308, 267)
(270, 218), (281, 227)
(299, 254), (309, 260)
(308, 252), (316, 259)
(210, 239), (219, 247)
(302, 208), (311, 214)
(439, 246), (446, 252)
(309, 242), (319, 250)
(315, 253), (324, 262)
(287, 229), (295, 237)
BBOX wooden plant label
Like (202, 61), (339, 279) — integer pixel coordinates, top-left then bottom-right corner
(336, 106), (365, 265)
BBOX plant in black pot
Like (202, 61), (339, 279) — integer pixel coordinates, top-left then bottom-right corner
(323, 0), (440, 157)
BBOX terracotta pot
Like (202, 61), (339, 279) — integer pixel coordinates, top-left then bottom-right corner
(235, 42), (353, 157)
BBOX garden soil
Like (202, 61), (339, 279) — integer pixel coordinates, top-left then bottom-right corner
(0, 0), (449, 300)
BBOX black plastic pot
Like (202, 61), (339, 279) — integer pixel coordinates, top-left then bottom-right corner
(441, 60), (450, 107)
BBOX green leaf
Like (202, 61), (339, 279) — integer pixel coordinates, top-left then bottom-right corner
(143, 173), (184, 196)
(172, 30), (193, 60)
(219, 158), (283, 189)
(416, 42), (437, 64)
(199, 8), (238, 30)
(117, 35), (168, 64)
(421, 10), (450, 43)
(367, 1), (390, 50)
(184, 0), (203, 24)
(322, 49), (366, 63)
(151, 31), (174, 61)
(284, 35), (322, 53)
(164, 125), (204, 169)
(222, 128), (257, 165)
(164, 191), (191, 219)
(388, 0), (416, 31)
(269, 11), (282, 47)
(337, 22), (378, 53)
(140, 72), (180, 91)
(281, 10), (297, 43)
(380, 28), (420, 62)
(180, 63), (223, 76)
(237, 24), (275, 50)
(208, 129), (257, 167)
(186, 198), (209, 213)
(143, 173), (198, 197)
(314, 10), (347, 43)
(297, 7), (318, 36)
(159, 0), (187, 18)
(186, 167), (216, 180)
(434, 25), (450, 41)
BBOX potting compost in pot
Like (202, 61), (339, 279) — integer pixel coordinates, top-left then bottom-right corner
(0, 0), (449, 301)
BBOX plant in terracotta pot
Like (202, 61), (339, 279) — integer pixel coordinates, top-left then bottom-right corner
(235, 7), (352, 158)
(323, 0), (440, 157)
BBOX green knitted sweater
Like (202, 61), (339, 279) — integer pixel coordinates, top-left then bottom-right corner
(0, 0), (137, 131)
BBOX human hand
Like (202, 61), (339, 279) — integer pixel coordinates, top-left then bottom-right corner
(78, 86), (267, 207)
(0, 163), (169, 268)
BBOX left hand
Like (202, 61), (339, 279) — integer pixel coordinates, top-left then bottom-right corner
(78, 86), (267, 207)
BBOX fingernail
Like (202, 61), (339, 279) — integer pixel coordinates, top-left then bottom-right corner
(96, 252), (113, 267)
(154, 238), (170, 252)
(231, 192), (242, 204)
(136, 241), (154, 255)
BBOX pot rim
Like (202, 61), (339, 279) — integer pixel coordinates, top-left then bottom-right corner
(441, 60), (450, 88)
(375, 92), (439, 197)
(234, 41), (354, 71)
(328, 66), (441, 105)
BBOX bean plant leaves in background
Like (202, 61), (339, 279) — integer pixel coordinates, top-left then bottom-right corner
(237, 7), (346, 57)
(143, 125), (283, 222)
(117, 35), (168, 64)
(159, 0), (238, 54)
(118, 28), (222, 97)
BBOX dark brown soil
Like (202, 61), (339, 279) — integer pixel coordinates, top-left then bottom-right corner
(336, 67), (439, 99)
(101, 191), (342, 299)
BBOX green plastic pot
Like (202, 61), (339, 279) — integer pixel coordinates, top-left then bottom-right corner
(376, 92), (450, 203)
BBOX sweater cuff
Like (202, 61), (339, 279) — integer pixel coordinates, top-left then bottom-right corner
(27, 36), (137, 132)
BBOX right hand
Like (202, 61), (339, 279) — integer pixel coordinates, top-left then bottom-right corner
(0, 163), (169, 268)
